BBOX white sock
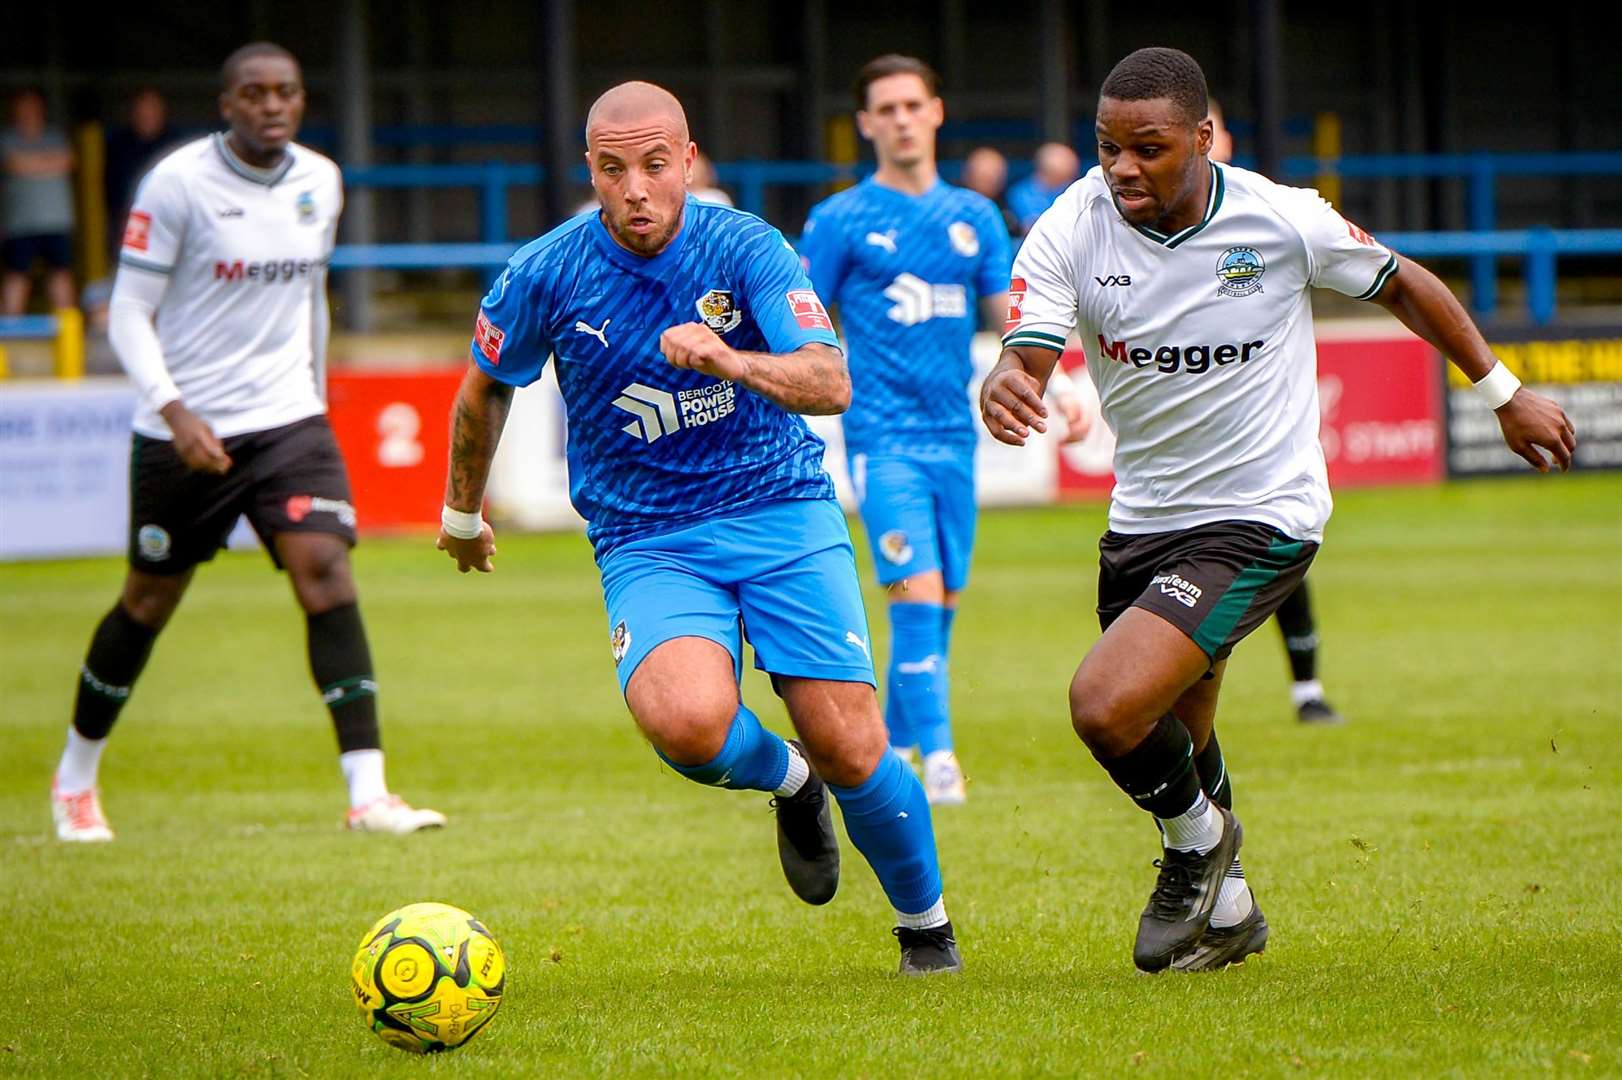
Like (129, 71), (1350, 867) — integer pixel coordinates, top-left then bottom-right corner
(340, 749), (388, 810)
(895, 896), (949, 930)
(1290, 679), (1326, 708)
(1208, 858), (1254, 928)
(774, 742), (810, 798)
(56, 727), (106, 794)
(1159, 792), (1223, 853)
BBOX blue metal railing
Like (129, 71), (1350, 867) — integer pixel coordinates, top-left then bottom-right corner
(330, 229), (1622, 326)
(337, 152), (1622, 324)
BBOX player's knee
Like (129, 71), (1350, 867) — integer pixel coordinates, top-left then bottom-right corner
(120, 578), (184, 630)
(1069, 672), (1129, 751)
(633, 695), (736, 767)
(288, 542), (356, 612)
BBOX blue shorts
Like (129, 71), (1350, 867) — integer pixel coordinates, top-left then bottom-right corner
(599, 498), (877, 693)
(849, 448), (977, 592)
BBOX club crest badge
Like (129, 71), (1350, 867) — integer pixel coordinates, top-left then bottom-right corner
(610, 621), (632, 665)
(948, 221), (980, 257)
(1215, 246), (1265, 297)
(296, 190), (317, 224)
(878, 530), (914, 565)
(137, 524), (171, 561)
(695, 289), (743, 334)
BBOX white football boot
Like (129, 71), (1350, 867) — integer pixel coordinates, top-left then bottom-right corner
(923, 750), (967, 806)
(346, 795), (447, 834)
(52, 777), (114, 842)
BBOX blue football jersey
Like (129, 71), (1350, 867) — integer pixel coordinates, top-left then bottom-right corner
(799, 179), (1011, 454)
(473, 196), (842, 559)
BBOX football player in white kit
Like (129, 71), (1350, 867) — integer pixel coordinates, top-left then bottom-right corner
(50, 43), (444, 841)
(982, 47), (1574, 972)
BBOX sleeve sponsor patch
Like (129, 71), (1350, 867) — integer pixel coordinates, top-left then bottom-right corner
(786, 288), (832, 331)
(1004, 276), (1027, 335)
(474, 310), (506, 365)
(123, 210), (152, 252)
(1345, 219), (1379, 246)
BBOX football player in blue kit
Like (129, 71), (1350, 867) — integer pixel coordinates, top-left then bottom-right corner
(798, 55), (1013, 805)
(438, 82), (959, 975)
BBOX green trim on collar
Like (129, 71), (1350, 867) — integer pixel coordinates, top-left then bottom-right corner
(212, 132), (294, 187)
(1132, 163), (1225, 249)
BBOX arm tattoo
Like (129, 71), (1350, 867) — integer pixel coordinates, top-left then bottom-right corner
(737, 343), (851, 415)
(445, 372), (514, 511)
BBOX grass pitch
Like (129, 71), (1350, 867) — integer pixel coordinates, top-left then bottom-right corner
(2, 476), (1618, 1078)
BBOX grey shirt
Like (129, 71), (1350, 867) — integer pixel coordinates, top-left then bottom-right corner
(1, 128), (75, 235)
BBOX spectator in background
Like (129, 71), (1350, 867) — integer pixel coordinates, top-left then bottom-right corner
(1, 88), (77, 315)
(1006, 141), (1079, 234)
(961, 146), (1019, 235)
(689, 151), (733, 206)
(105, 88), (175, 245)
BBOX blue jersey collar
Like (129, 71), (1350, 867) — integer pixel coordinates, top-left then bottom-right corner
(588, 194), (696, 272)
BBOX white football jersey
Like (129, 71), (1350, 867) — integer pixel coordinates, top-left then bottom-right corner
(1005, 162), (1395, 542)
(118, 134), (343, 439)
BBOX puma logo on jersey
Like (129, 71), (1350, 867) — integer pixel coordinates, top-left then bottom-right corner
(866, 230), (898, 254)
(844, 631), (870, 660)
(1094, 274), (1132, 287)
(575, 317), (611, 348)
(1097, 334), (1265, 374)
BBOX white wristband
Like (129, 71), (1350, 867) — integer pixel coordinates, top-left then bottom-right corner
(440, 505), (485, 540)
(1472, 361), (1522, 410)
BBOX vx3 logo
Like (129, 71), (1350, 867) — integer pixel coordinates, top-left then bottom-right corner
(1094, 274), (1132, 287)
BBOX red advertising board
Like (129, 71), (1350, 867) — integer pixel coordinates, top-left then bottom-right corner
(1057, 333), (1443, 498)
(325, 368), (465, 531)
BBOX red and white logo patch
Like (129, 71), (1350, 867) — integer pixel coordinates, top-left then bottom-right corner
(786, 289), (832, 331)
(1345, 219), (1378, 247)
(123, 210), (152, 252)
(474, 310), (506, 365)
(1004, 276), (1027, 335)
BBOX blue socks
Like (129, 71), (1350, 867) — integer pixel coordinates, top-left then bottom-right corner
(941, 605), (958, 658)
(828, 751), (943, 919)
(658, 703), (789, 792)
(887, 601), (952, 756)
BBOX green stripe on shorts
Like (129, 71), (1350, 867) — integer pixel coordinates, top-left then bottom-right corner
(1192, 536), (1306, 657)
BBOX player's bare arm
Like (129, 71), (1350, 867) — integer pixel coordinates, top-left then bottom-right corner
(438, 362), (513, 573)
(1371, 255), (1575, 472)
(660, 323), (851, 414)
(980, 344), (1062, 445)
(158, 400), (232, 475)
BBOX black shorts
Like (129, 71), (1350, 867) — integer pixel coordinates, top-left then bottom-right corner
(1097, 520), (1318, 664)
(128, 415), (357, 574)
(2, 232), (73, 272)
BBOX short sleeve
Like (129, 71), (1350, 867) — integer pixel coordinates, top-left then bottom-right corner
(1281, 186), (1397, 300)
(974, 199), (1014, 298)
(471, 263), (552, 387)
(1001, 198), (1077, 352)
(120, 167), (188, 276)
(737, 222), (842, 355)
(795, 202), (848, 311)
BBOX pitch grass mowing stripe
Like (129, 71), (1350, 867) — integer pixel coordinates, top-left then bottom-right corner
(0, 475), (1617, 1077)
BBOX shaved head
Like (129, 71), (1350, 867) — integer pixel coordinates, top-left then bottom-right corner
(584, 81), (697, 257)
(586, 81), (689, 148)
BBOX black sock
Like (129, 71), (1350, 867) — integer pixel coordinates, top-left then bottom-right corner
(74, 604), (159, 740)
(1095, 713), (1202, 819)
(1276, 582), (1318, 683)
(1194, 731), (1233, 811)
(307, 603), (380, 754)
